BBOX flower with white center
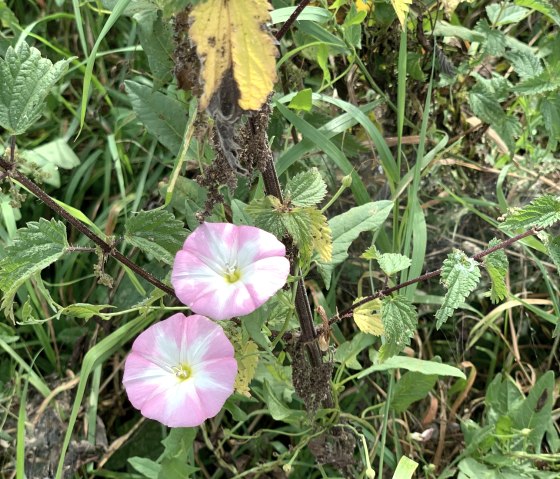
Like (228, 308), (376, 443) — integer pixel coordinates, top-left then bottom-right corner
(171, 222), (290, 320)
(123, 313), (237, 427)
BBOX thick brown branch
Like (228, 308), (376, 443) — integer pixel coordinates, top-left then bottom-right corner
(0, 142), (176, 299)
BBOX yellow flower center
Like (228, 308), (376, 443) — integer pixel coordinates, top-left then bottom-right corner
(172, 363), (192, 382)
(224, 262), (241, 283)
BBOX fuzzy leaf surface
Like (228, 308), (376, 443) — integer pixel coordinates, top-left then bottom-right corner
(435, 250), (481, 329)
(378, 253), (412, 276)
(500, 195), (560, 231)
(483, 238), (509, 303)
(233, 338), (259, 397)
(125, 210), (187, 264)
(0, 43), (70, 134)
(189, 0), (277, 111)
(379, 294), (417, 362)
(285, 168), (327, 207)
(545, 234), (560, 275)
(0, 219), (68, 320)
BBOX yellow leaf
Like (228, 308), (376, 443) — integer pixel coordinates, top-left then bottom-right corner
(308, 208), (332, 263)
(189, 0), (277, 112)
(355, 0), (373, 13)
(234, 340), (260, 397)
(390, 0), (412, 27)
(353, 298), (384, 336)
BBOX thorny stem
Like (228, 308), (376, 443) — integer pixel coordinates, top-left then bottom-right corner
(0, 136), (177, 299)
(325, 225), (546, 331)
(275, 0), (311, 41)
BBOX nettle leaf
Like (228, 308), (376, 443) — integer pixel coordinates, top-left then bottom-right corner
(483, 238), (509, 303)
(125, 209), (187, 264)
(390, 0), (412, 27)
(435, 250), (481, 329)
(474, 20), (506, 56)
(189, 0), (277, 112)
(246, 196), (285, 238)
(125, 80), (188, 154)
(361, 245), (380, 260)
(135, 10), (174, 89)
(379, 294), (417, 362)
(0, 218), (68, 320)
(505, 50), (543, 80)
(317, 200), (393, 286)
(543, 234), (560, 275)
(500, 195), (560, 231)
(353, 298), (384, 336)
(233, 338), (259, 398)
(378, 253), (412, 276)
(285, 168), (327, 207)
(541, 94), (560, 143)
(514, 66), (560, 95)
(0, 42), (71, 135)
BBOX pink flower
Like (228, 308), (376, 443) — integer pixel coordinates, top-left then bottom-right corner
(171, 222), (290, 320)
(123, 313), (237, 427)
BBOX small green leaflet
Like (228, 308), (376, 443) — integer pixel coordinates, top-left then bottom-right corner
(379, 294), (417, 362)
(361, 244), (380, 260)
(378, 253), (412, 276)
(285, 167), (327, 207)
(0, 42), (71, 135)
(125, 209), (187, 265)
(59, 303), (115, 321)
(0, 218), (68, 321)
(288, 88), (313, 111)
(483, 238), (509, 303)
(500, 195), (560, 231)
(435, 250), (481, 329)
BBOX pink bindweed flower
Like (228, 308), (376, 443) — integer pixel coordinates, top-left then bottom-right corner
(171, 222), (290, 320)
(123, 313), (237, 427)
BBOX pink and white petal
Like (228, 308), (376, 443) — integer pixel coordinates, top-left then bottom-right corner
(193, 357), (238, 418)
(240, 256), (290, 304)
(140, 379), (208, 427)
(236, 226), (286, 266)
(184, 315), (235, 365)
(185, 283), (256, 320)
(123, 352), (178, 411)
(183, 223), (239, 267)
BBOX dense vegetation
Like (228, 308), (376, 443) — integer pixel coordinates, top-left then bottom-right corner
(0, 0), (559, 478)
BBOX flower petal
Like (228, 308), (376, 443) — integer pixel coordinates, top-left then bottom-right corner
(123, 314), (237, 427)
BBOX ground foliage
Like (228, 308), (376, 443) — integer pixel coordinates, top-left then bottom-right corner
(0, 0), (559, 478)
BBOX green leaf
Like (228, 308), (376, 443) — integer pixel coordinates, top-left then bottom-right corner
(285, 207), (332, 263)
(59, 303), (115, 320)
(0, 218), (68, 321)
(334, 332), (375, 370)
(391, 371), (437, 414)
(361, 244), (380, 260)
(500, 195), (560, 231)
(391, 456), (418, 479)
(486, 4), (530, 25)
(263, 379), (295, 421)
(353, 298), (383, 336)
(358, 355), (466, 379)
(474, 20), (506, 56)
(435, 250), (481, 329)
(285, 167), (327, 207)
(483, 238), (509, 303)
(135, 10), (174, 90)
(21, 138), (81, 188)
(0, 42), (71, 134)
(515, 0), (560, 26)
(541, 94), (560, 143)
(288, 88), (313, 111)
(125, 209), (187, 264)
(379, 294), (417, 361)
(509, 370), (555, 450)
(505, 50), (543, 80)
(317, 200), (393, 286)
(514, 67), (560, 95)
(544, 234), (560, 275)
(377, 253), (412, 276)
(128, 457), (160, 478)
(246, 196), (285, 238)
(125, 80), (188, 154)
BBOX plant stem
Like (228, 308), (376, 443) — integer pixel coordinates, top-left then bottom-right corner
(275, 0), (311, 41)
(0, 137), (176, 299)
(326, 225), (545, 328)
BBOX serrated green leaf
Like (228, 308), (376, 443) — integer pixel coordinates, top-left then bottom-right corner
(353, 298), (383, 336)
(474, 20), (506, 56)
(361, 245), (380, 260)
(317, 200), (393, 286)
(500, 195), (560, 231)
(379, 294), (417, 362)
(505, 50), (543, 80)
(544, 235), (560, 275)
(435, 250), (481, 329)
(0, 218), (68, 321)
(378, 253), (412, 276)
(135, 10), (174, 90)
(125, 80), (188, 154)
(246, 196), (285, 238)
(0, 42), (71, 134)
(483, 238), (508, 303)
(125, 209), (187, 264)
(514, 67), (560, 95)
(285, 167), (327, 207)
(541, 94), (560, 142)
(233, 339), (259, 397)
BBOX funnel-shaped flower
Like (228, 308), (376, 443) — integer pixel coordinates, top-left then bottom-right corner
(123, 313), (237, 427)
(171, 222), (290, 320)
